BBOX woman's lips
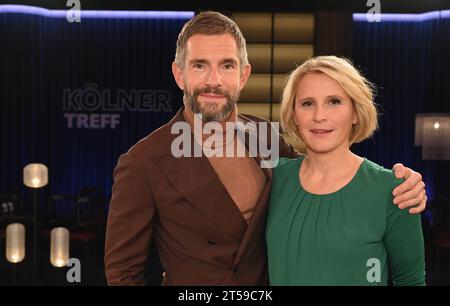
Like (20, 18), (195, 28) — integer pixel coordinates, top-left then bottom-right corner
(310, 129), (334, 134)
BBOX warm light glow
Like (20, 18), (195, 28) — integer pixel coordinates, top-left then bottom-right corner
(415, 114), (450, 160)
(6, 223), (26, 263)
(54, 258), (66, 268)
(23, 163), (48, 188)
(50, 227), (70, 267)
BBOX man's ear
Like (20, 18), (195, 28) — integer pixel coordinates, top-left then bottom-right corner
(239, 64), (251, 90)
(172, 62), (184, 90)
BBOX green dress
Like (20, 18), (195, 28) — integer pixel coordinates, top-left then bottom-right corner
(266, 156), (425, 286)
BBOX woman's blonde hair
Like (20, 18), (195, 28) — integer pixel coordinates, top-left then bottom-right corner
(280, 55), (378, 152)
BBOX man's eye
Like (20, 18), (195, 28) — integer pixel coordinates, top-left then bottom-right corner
(223, 64), (234, 69)
(193, 64), (204, 69)
(329, 99), (341, 105)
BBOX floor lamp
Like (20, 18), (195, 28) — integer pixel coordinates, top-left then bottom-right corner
(50, 227), (70, 285)
(23, 163), (48, 285)
(6, 223), (26, 285)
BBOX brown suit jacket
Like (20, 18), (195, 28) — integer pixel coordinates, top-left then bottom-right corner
(104, 107), (297, 285)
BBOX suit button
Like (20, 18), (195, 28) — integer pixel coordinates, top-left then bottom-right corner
(208, 239), (217, 245)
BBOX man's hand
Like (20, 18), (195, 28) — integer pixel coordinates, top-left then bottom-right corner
(392, 163), (427, 214)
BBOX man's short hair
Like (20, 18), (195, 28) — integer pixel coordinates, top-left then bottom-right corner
(174, 11), (249, 70)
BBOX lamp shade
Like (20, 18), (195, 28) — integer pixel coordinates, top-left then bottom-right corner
(50, 227), (70, 267)
(415, 114), (450, 160)
(23, 163), (48, 188)
(6, 223), (26, 263)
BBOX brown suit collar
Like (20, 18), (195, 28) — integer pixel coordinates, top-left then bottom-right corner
(154, 107), (272, 265)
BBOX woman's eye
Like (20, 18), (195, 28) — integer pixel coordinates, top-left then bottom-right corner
(301, 101), (313, 107)
(329, 99), (341, 105)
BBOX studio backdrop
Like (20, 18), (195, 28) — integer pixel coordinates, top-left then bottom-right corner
(352, 11), (450, 200)
(0, 8), (193, 214)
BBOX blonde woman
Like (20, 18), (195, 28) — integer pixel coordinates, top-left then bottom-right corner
(266, 56), (425, 285)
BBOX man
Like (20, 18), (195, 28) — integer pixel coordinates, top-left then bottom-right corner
(104, 11), (427, 285)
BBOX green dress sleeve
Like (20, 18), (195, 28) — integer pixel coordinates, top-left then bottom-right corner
(383, 178), (426, 286)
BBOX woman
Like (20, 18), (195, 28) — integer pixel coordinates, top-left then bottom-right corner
(266, 56), (425, 285)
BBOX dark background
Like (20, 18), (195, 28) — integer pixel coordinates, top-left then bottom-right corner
(1, 0), (449, 285)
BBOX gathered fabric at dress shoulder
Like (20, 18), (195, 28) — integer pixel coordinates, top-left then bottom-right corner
(266, 156), (425, 286)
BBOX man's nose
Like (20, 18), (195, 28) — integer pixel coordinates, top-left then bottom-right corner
(205, 67), (222, 88)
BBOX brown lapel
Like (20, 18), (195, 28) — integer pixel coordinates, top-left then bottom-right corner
(232, 114), (273, 267)
(154, 108), (274, 262)
(154, 108), (247, 241)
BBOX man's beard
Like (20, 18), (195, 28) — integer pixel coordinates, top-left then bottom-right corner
(184, 86), (239, 122)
